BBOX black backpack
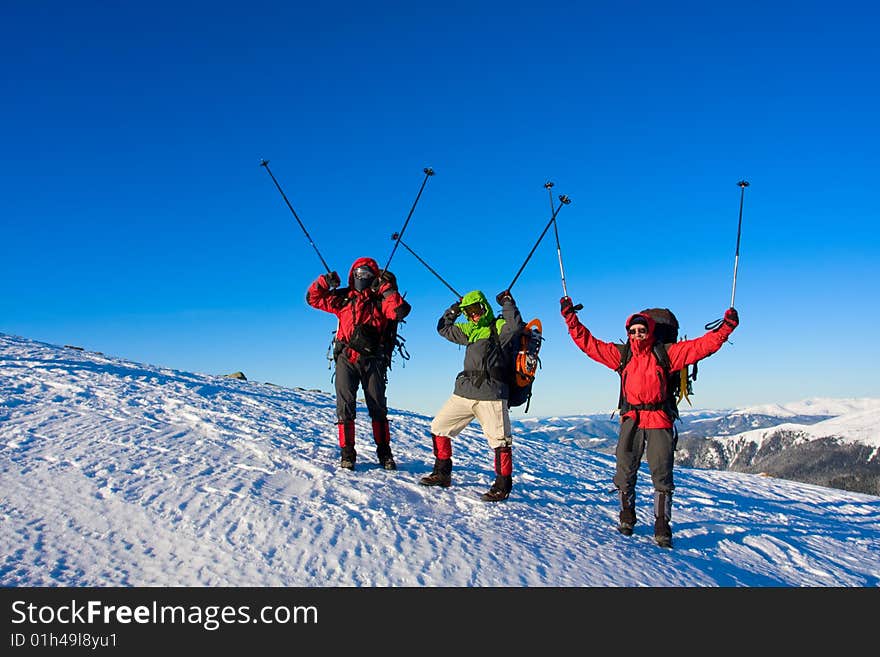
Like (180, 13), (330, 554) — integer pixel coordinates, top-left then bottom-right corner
(327, 295), (411, 379)
(614, 308), (695, 423)
(489, 318), (544, 413)
(380, 318), (411, 373)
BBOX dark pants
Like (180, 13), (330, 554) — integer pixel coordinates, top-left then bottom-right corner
(613, 417), (675, 495)
(334, 354), (388, 423)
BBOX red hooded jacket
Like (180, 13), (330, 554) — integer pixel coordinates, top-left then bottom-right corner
(306, 257), (411, 364)
(564, 311), (735, 429)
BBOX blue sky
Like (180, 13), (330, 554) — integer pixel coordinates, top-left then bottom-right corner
(3, 1), (878, 418)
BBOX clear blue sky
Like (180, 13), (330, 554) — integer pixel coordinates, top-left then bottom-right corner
(3, 1), (878, 418)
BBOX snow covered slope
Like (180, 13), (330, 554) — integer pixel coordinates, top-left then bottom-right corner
(1, 333), (878, 586)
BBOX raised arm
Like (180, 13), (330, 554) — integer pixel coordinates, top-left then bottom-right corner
(306, 272), (346, 313)
(560, 297), (623, 371)
(437, 300), (469, 345)
(667, 308), (738, 370)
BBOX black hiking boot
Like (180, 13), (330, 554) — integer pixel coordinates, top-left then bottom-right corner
(419, 471), (450, 486)
(653, 491), (673, 548)
(340, 446), (357, 471)
(617, 490), (636, 536)
(376, 444), (397, 471)
(419, 458), (451, 487)
(480, 475), (512, 502)
(654, 516), (673, 548)
(618, 508), (636, 536)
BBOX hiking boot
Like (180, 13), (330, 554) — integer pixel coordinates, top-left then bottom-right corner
(480, 475), (512, 502)
(618, 508), (636, 536)
(376, 444), (397, 471)
(617, 490), (636, 536)
(654, 490), (673, 548)
(419, 471), (451, 487)
(340, 446), (357, 471)
(654, 516), (673, 548)
(419, 458), (452, 487)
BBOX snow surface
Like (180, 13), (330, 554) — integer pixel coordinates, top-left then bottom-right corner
(732, 398), (880, 418)
(728, 406), (880, 450)
(1, 332), (878, 587)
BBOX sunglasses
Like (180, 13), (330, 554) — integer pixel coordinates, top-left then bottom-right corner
(628, 327), (648, 336)
(462, 302), (484, 317)
(353, 267), (374, 281)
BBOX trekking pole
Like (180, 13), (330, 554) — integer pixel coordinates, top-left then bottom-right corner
(260, 159), (332, 272)
(392, 232), (462, 299)
(546, 182), (583, 311)
(730, 179), (749, 308)
(381, 167), (435, 277)
(705, 179), (749, 330)
(506, 193), (571, 292)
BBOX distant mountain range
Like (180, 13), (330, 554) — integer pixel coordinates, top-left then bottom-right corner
(514, 398), (880, 496)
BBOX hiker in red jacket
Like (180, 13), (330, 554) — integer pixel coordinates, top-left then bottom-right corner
(560, 298), (739, 547)
(307, 257), (411, 471)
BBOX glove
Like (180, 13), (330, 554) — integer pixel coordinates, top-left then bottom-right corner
(560, 296), (578, 318)
(724, 307), (739, 329)
(323, 271), (341, 289)
(375, 270), (398, 296)
(496, 290), (514, 306)
(444, 300), (463, 321)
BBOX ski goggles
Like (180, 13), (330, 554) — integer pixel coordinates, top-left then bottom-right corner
(353, 267), (375, 281)
(462, 302), (484, 318)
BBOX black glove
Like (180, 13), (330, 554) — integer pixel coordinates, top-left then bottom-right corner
(374, 270), (398, 296)
(444, 300), (463, 320)
(323, 271), (341, 289)
(496, 290), (514, 306)
(560, 296), (579, 318)
(379, 270), (397, 288)
(724, 307), (739, 328)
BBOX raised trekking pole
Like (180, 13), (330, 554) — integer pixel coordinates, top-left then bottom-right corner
(546, 182), (582, 311)
(706, 179), (749, 330)
(392, 232), (462, 299)
(260, 159), (332, 272)
(382, 167), (435, 277)
(507, 193), (571, 292)
(730, 179), (750, 308)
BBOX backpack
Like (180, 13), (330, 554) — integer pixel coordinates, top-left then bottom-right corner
(326, 295), (411, 380)
(614, 308), (695, 423)
(380, 318), (411, 373)
(490, 318), (544, 413)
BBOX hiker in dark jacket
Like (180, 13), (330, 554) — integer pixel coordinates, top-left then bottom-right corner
(419, 289), (525, 501)
(306, 257), (411, 471)
(560, 298), (739, 547)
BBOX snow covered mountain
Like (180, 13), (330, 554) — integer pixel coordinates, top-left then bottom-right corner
(515, 399), (880, 495)
(1, 332), (878, 587)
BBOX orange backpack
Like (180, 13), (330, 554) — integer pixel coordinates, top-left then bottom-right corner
(509, 318), (544, 412)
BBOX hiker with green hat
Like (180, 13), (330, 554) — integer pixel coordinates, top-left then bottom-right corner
(419, 289), (525, 501)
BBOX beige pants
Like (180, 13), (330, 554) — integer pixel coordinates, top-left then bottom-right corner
(429, 394), (513, 449)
